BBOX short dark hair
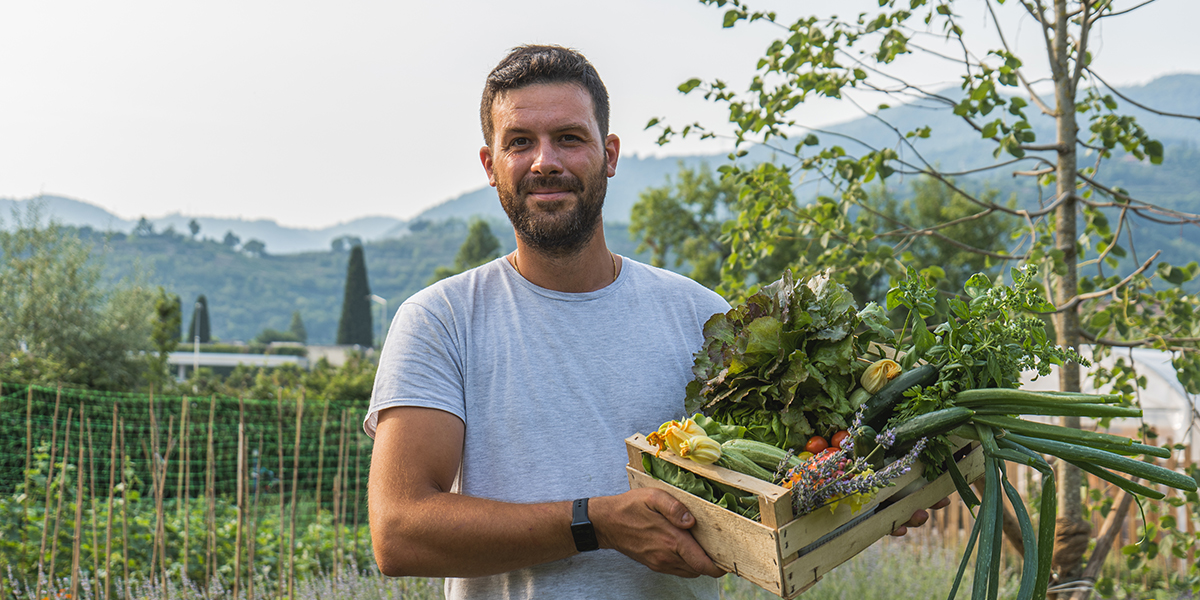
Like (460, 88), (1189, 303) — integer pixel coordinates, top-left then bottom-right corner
(480, 45), (610, 146)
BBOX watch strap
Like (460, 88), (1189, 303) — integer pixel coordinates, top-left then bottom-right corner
(570, 497), (599, 552)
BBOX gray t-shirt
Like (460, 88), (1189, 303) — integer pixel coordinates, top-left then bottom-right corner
(365, 256), (728, 600)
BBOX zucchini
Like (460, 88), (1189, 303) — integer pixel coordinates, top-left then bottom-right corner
(861, 363), (940, 429)
(891, 406), (976, 448)
(721, 439), (800, 471)
(715, 447), (775, 481)
(1003, 432), (1197, 492)
(953, 388), (1121, 406)
(972, 403), (1141, 419)
(976, 415), (1169, 458)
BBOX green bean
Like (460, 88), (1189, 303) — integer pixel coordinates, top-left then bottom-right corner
(973, 425), (1002, 600)
(946, 503), (984, 600)
(972, 415), (1133, 447)
(953, 388), (1121, 406)
(946, 452), (981, 508)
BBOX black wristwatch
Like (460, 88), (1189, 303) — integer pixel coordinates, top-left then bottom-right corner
(570, 498), (599, 552)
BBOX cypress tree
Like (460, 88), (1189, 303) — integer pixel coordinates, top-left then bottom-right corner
(288, 311), (307, 344)
(336, 246), (373, 347)
(187, 294), (211, 343)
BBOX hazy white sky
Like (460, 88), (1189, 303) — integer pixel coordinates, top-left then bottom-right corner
(2, 1), (1196, 228)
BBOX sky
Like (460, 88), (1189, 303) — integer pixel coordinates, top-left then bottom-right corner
(2, 0), (1197, 229)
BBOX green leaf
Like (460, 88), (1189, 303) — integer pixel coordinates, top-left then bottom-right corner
(678, 78), (703, 93)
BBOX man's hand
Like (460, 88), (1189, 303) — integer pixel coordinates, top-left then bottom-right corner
(590, 489), (726, 579)
(890, 496), (952, 537)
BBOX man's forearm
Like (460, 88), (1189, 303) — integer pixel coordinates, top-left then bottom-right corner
(371, 491), (577, 578)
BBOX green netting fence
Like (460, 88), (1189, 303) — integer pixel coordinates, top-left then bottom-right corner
(0, 381), (376, 599)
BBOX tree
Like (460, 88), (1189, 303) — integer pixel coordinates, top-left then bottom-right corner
(336, 245), (373, 347)
(656, 1), (1200, 593)
(222, 231), (240, 248)
(289, 310), (308, 344)
(242, 238), (267, 257)
(134, 216), (155, 236)
(0, 208), (157, 390)
(149, 288), (182, 389)
(428, 219), (502, 284)
(330, 235), (363, 252)
(187, 294), (212, 343)
(188, 219), (201, 238)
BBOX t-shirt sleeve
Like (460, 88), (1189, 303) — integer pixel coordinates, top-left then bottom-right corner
(362, 300), (465, 438)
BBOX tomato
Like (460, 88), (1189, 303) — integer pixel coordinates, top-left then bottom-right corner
(830, 430), (850, 449)
(805, 435), (829, 454)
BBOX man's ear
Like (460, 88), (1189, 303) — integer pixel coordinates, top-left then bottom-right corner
(479, 145), (497, 187)
(604, 134), (620, 178)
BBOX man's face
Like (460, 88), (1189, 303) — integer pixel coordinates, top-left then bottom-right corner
(480, 82), (620, 256)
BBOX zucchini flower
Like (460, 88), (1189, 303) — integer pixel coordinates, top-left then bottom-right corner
(678, 435), (722, 464)
(860, 358), (902, 394)
(647, 418), (709, 457)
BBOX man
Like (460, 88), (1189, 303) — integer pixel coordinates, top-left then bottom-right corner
(365, 44), (935, 600)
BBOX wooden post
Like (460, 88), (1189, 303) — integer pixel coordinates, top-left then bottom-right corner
(71, 407), (86, 600)
(36, 386), (63, 598)
(86, 417), (100, 583)
(233, 397), (245, 600)
(177, 396), (189, 520)
(105, 405), (118, 600)
(119, 419), (131, 600)
(352, 411), (363, 570)
(206, 394), (217, 590)
(287, 392), (305, 599)
(48, 407), (74, 593)
(181, 397), (191, 588)
(247, 432), (264, 600)
(157, 415), (175, 597)
(276, 390), (286, 600)
(314, 403), (329, 522)
(1162, 440), (1176, 574)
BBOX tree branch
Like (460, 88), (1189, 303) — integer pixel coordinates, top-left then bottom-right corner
(1085, 66), (1200, 122)
(1040, 250), (1161, 314)
(1091, 0), (1160, 22)
(1080, 330), (1200, 348)
(984, 0), (1057, 116)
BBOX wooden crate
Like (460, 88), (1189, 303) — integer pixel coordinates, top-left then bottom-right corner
(625, 434), (986, 598)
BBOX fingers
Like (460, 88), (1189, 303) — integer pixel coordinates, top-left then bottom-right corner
(595, 490), (725, 579)
(931, 496), (952, 510)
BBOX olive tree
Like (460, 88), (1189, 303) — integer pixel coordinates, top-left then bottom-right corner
(652, 0), (1200, 594)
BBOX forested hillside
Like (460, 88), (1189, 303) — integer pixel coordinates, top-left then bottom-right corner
(91, 219), (652, 344)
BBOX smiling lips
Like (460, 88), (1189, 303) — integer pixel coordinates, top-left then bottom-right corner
(519, 175), (581, 203)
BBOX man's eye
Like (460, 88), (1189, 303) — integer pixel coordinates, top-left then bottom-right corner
(509, 137), (530, 148)
(561, 134), (582, 142)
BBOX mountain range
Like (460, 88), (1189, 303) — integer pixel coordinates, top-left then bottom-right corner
(4, 73), (1199, 255)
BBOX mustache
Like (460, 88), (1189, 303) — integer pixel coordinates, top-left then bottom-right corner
(517, 174), (583, 195)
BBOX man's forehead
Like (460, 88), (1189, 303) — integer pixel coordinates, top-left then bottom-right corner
(492, 82), (596, 123)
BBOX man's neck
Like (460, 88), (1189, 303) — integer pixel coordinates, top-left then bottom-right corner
(508, 228), (620, 293)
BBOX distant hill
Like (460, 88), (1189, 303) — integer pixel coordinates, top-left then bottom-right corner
(0, 195), (404, 255)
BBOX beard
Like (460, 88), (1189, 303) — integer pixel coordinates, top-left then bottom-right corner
(497, 166), (607, 258)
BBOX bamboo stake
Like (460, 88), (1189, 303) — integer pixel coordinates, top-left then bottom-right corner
(157, 415), (176, 597)
(147, 388), (161, 590)
(119, 419), (130, 600)
(105, 405), (118, 600)
(206, 394), (217, 591)
(86, 417), (99, 586)
(331, 409), (345, 578)
(1187, 440), (1196, 570)
(246, 432), (264, 600)
(352, 410), (363, 571)
(181, 397), (191, 588)
(276, 391), (285, 600)
(71, 407), (85, 600)
(23, 385), (32, 537)
(340, 410), (351, 575)
(48, 406), (74, 594)
(1162, 441), (1177, 574)
(177, 395), (189, 520)
(36, 386), (63, 599)
(287, 392), (305, 600)
(314, 403), (329, 522)
(233, 397), (245, 600)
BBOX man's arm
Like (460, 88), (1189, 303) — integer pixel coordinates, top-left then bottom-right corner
(368, 406), (725, 579)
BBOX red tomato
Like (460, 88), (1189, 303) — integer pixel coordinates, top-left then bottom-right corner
(805, 435), (829, 454)
(831, 430), (850, 449)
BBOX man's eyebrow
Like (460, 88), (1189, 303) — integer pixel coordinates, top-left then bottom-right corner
(499, 122), (592, 136)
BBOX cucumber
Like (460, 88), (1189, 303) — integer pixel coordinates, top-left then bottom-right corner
(721, 439), (800, 471)
(891, 407), (976, 448)
(861, 363), (940, 430)
(715, 447), (775, 481)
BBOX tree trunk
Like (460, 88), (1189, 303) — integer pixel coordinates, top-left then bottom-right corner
(1050, 0), (1090, 588)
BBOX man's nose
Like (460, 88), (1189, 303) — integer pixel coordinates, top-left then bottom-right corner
(530, 140), (563, 176)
